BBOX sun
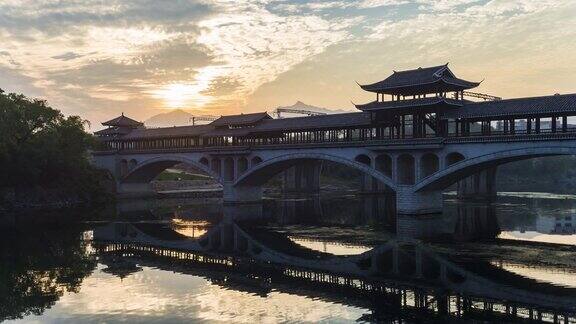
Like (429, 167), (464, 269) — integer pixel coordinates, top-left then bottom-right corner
(152, 83), (198, 108)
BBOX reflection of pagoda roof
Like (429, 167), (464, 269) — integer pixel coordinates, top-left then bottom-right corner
(355, 97), (466, 113)
(100, 257), (143, 279)
(359, 64), (480, 95)
(102, 114), (143, 127)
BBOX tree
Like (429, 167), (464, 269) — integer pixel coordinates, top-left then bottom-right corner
(0, 88), (109, 202)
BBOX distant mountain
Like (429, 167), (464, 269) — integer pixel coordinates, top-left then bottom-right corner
(145, 102), (349, 127)
(145, 109), (198, 127)
(273, 101), (349, 116)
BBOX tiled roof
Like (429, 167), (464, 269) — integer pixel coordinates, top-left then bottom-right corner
(94, 126), (134, 136)
(441, 94), (576, 119)
(102, 114), (143, 127)
(118, 112), (370, 139)
(359, 64), (479, 95)
(211, 112), (272, 127)
(355, 97), (465, 112)
(252, 112), (371, 132)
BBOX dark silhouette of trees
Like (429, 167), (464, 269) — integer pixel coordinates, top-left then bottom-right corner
(0, 89), (110, 204)
(0, 227), (96, 321)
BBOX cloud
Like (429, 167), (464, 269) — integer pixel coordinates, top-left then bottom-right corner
(51, 51), (85, 61)
(0, 0), (574, 127)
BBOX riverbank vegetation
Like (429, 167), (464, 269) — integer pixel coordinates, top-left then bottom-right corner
(0, 89), (112, 210)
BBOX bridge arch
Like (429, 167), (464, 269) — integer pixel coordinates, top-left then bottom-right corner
(355, 154), (371, 166)
(376, 154), (393, 178)
(420, 153), (439, 179)
(121, 155), (220, 184)
(416, 146), (576, 192)
(251, 156), (263, 166)
(397, 154), (415, 185)
(233, 153), (396, 190)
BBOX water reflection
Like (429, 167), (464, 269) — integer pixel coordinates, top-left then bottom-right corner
(2, 193), (576, 323)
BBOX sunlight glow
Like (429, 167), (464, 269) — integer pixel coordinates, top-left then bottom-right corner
(151, 83), (199, 108)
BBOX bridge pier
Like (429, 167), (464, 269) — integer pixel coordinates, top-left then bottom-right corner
(223, 183), (263, 204)
(116, 182), (155, 198)
(456, 167), (497, 201)
(396, 186), (443, 215)
(282, 161), (322, 194)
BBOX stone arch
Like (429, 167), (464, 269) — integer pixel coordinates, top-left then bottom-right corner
(237, 157), (248, 175)
(420, 153), (439, 179)
(416, 146), (576, 192)
(121, 155), (219, 184)
(120, 159), (128, 177)
(128, 159), (137, 171)
(234, 153), (396, 190)
(376, 154), (392, 177)
(224, 157), (234, 182)
(210, 158), (221, 176)
(397, 154), (415, 185)
(251, 156), (263, 166)
(355, 154), (371, 166)
(445, 152), (465, 166)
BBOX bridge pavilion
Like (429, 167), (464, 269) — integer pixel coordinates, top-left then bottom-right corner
(93, 64), (576, 214)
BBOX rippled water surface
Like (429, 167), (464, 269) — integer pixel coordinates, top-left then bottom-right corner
(2, 192), (576, 323)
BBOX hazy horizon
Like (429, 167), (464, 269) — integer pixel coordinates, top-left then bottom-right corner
(1, 0), (575, 129)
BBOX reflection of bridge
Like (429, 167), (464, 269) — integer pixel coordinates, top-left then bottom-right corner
(93, 221), (576, 321)
(92, 64), (576, 214)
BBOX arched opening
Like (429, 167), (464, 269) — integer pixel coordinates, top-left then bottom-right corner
(355, 154), (371, 166)
(376, 154), (392, 177)
(211, 158), (221, 176)
(224, 158), (234, 182)
(397, 154), (415, 185)
(236, 154), (395, 193)
(200, 157), (209, 166)
(120, 159), (128, 177)
(120, 158), (221, 196)
(129, 159), (137, 171)
(417, 147), (576, 193)
(445, 152), (465, 166)
(251, 156), (263, 167)
(420, 153), (439, 179)
(237, 157), (248, 175)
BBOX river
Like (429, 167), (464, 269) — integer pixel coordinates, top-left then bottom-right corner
(1, 192), (575, 323)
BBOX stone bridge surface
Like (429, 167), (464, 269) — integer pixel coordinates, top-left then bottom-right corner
(92, 135), (576, 214)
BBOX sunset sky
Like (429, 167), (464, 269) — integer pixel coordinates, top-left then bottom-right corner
(1, 0), (575, 128)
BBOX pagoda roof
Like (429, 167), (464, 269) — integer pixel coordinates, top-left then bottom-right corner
(441, 94), (576, 119)
(94, 126), (134, 137)
(211, 112), (272, 127)
(355, 97), (466, 113)
(102, 113), (143, 127)
(358, 64), (480, 95)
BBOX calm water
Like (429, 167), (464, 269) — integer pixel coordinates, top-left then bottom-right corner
(1, 192), (576, 323)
